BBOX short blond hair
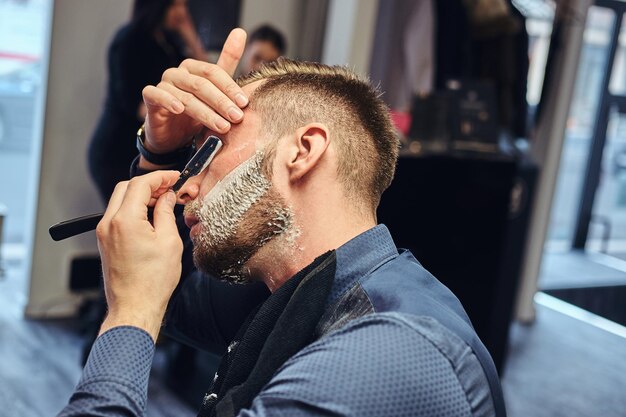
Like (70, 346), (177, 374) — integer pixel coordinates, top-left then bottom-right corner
(237, 58), (399, 209)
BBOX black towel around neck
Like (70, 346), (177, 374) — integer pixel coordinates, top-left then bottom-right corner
(198, 251), (337, 417)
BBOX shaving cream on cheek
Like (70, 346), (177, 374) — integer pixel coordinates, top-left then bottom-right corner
(195, 151), (272, 246)
(183, 149), (302, 282)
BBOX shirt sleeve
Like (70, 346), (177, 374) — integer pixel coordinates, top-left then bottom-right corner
(238, 313), (491, 417)
(57, 326), (155, 417)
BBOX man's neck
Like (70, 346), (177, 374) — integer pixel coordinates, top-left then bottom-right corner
(248, 212), (376, 292)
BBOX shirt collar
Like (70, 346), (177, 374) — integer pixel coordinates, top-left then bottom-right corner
(328, 224), (399, 306)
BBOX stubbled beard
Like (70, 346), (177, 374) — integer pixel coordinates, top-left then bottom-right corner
(183, 151), (295, 284)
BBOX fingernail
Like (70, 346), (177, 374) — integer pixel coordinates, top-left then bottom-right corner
(228, 107), (243, 121)
(235, 93), (248, 107)
(216, 119), (230, 131)
(171, 100), (184, 113)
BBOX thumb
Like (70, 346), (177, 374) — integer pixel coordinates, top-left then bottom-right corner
(217, 28), (246, 76)
(153, 191), (178, 236)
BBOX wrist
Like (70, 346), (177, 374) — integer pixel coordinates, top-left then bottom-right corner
(138, 155), (177, 171)
(136, 124), (195, 166)
(100, 309), (165, 343)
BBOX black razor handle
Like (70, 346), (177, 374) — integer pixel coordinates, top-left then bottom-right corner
(49, 213), (104, 241)
(48, 208), (158, 242)
(49, 136), (222, 242)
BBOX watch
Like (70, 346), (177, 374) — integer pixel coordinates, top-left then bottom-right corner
(136, 124), (195, 165)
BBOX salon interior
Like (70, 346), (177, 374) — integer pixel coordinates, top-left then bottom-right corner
(0, 0), (625, 416)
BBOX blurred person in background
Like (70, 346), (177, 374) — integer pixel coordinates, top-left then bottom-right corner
(88, 0), (207, 204)
(238, 24), (286, 76)
(82, 0), (208, 364)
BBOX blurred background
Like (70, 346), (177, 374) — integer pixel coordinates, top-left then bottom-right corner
(0, 0), (625, 416)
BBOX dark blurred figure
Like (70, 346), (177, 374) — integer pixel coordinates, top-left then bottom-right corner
(83, 0), (207, 365)
(239, 24), (286, 75)
(88, 0), (207, 203)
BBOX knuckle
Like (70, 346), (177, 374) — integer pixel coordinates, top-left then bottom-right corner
(169, 236), (183, 252)
(162, 67), (178, 81)
(179, 91), (194, 106)
(181, 58), (195, 68)
(222, 49), (237, 60)
(95, 223), (107, 240)
(127, 177), (140, 187)
(115, 180), (129, 190)
(205, 112), (219, 127)
(215, 95), (231, 109)
(225, 83), (241, 97)
(201, 63), (218, 78)
(126, 177), (144, 193)
(109, 216), (124, 231)
(156, 229), (181, 250)
(189, 77), (206, 93)
(112, 181), (128, 195)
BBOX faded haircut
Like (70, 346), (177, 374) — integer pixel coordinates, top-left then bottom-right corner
(236, 58), (399, 210)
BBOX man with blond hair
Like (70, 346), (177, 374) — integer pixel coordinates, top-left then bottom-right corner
(59, 29), (505, 417)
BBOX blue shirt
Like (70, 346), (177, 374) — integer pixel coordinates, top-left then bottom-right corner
(58, 225), (499, 417)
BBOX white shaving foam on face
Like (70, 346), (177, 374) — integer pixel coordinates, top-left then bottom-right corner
(196, 151), (271, 246)
(185, 149), (302, 282)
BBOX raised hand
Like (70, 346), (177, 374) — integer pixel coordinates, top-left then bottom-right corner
(141, 28), (248, 156)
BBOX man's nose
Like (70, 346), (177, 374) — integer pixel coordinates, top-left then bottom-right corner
(176, 174), (203, 204)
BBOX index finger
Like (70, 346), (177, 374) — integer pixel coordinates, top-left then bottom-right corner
(217, 28), (247, 76)
(177, 61), (248, 110)
(116, 171), (181, 220)
(98, 181), (130, 232)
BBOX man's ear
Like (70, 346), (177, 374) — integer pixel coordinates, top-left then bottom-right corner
(287, 123), (330, 182)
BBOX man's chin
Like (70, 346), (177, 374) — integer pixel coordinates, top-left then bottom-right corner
(192, 247), (254, 285)
(188, 182), (295, 285)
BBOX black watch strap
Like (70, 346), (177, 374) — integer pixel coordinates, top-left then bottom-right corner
(136, 125), (195, 165)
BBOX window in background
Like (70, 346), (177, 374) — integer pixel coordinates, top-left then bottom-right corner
(587, 13), (626, 259)
(546, 6), (616, 247)
(540, 4), (626, 292)
(0, 0), (51, 267)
